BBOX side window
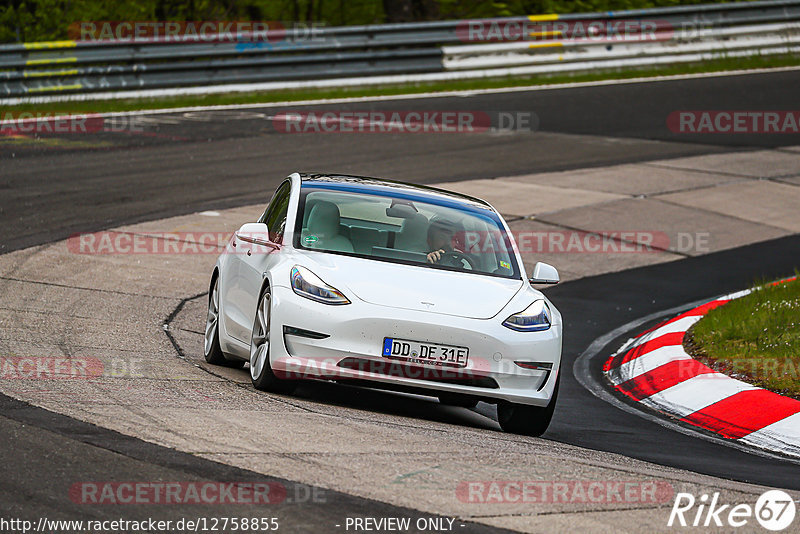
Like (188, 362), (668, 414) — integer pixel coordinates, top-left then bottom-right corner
(260, 181), (291, 243)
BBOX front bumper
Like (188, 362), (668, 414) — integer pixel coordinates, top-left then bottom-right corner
(268, 285), (562, 406)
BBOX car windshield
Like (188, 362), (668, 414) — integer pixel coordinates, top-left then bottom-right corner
(294, 183), (520, 279)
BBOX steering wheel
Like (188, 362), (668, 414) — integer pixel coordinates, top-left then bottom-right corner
(443, 250), (477, 270)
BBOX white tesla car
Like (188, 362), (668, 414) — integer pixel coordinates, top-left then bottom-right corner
(204, 173), (562, 435)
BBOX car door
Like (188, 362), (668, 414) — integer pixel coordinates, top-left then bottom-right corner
(222, 180), (291, 343)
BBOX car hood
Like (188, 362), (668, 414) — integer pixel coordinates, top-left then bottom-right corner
(298, 252), (524, 319)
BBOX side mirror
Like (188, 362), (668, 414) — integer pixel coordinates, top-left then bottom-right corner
(235, 222), (274, 247)
(529, 262), (559, 284)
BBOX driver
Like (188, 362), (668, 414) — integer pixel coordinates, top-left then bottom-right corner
(426, 216), (464, 266)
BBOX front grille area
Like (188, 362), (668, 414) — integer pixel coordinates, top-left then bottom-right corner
(336, 357), (499, 389)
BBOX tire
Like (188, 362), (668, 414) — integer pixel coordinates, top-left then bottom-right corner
(438, 393), (479, 408)
(249, 285), (297, 394)
(204, 276), (245, 368)
(497, 374), (559, 437)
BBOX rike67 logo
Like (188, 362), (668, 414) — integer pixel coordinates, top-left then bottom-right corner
(668, 490), (796, 531)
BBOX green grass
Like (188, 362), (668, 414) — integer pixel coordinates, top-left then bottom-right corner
(686, 275), (800, 399)
(3, 53), (800, 114)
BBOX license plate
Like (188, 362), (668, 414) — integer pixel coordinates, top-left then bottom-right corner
(382, 337), (469, 368)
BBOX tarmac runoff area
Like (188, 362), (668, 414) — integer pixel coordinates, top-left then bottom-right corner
(1, 147), (799, 533)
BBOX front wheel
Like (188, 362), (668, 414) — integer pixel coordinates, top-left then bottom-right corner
(250, 286), (296, 394)
(497, 374), (559, 437)
(204, 277), (244, 368)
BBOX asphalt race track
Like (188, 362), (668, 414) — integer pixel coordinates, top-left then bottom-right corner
(0, 394), (510, 533)
(545, 234), (800, 488)
(3, 69), (800, 253)
(2, 69), (800, 528)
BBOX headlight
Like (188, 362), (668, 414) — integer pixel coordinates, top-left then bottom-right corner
(291, 266), (350, 305)
(502, 300), (551, 332)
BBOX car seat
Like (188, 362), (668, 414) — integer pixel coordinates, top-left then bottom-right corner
(302, 201), (354, 253)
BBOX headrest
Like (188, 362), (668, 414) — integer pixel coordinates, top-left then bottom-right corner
(307, 201), (341, 238)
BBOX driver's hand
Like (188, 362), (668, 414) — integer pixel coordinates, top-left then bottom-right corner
(426, 249), (445, 263)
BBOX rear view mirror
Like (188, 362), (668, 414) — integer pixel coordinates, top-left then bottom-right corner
(386, 204), (418, 219)
(529, 262), (559, 284)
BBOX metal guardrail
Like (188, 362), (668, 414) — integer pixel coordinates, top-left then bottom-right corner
(1, 0), (799, 99)
(443, 22), (800, 69)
